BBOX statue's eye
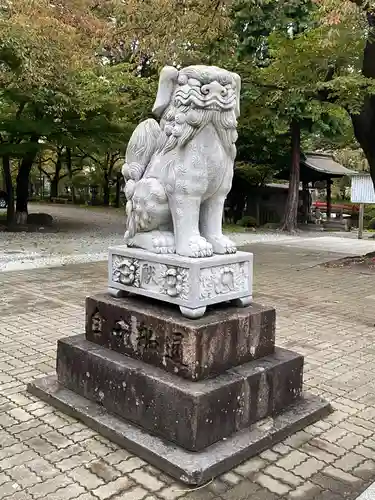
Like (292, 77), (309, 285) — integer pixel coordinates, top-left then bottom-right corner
(188, 78), (201, 87)
(178, 74), (188, 85)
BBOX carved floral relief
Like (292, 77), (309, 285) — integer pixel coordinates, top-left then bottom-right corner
(112, 256), (140, 287)
(112, 255), (190, 299)
(199, 262), (250, 300)
(160, 267), (189, 299)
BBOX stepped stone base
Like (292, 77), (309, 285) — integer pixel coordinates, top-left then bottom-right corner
(28, 376), (331, 486)
(86, 294), (276, 380)
(55, 335), (304, 451)
(27, 273), (332, 484)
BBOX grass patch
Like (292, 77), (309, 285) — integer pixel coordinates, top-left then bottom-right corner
(223, 223), (254, 233)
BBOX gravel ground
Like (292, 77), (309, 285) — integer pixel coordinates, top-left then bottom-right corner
(1, 203), (375, 271)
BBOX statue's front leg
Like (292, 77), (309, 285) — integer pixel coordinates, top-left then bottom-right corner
(169, 195), (213, 258)
(200, 194), (237, 254)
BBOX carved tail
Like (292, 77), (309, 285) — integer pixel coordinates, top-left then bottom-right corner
(122, 119), (161, 241)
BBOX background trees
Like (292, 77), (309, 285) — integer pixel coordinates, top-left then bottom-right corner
(1, 0), (375, 230)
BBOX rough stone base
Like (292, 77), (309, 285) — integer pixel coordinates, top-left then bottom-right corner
(86, 293), (276, 380)
(27, 375), (331, 486)
(56, 335), (304, 451)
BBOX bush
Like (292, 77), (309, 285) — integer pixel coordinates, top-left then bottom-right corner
(238, 215), (257, 228)
(364, 206), (375, 221)
(368, 217), (375, 230)
(27, 213), (53, 226)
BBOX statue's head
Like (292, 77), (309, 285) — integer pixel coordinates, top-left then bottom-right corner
(153, 65), (240, 118)
(152, 65), (241, 158)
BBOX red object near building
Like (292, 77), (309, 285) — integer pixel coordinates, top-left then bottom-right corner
(313, 201), (359, 213)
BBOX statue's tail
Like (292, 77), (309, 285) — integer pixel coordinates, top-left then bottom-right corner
(122, 119), (161, 241)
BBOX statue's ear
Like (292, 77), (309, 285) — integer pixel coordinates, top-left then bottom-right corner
(152, 66), (179, 118)
(231, 72), (241, 118)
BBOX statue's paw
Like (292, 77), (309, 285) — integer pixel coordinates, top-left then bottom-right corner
(153, 232), (176, 254)
(178, 236), (213, 258)
(206, 235), (237, 255)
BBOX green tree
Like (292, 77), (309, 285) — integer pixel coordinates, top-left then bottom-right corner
(0, 0), (236, 225)
(232, 0), (364, 231)
(0, 0), (106, 223)
(336, 0), (375, 185)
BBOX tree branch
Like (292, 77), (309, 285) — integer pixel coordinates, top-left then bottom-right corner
(77, 147), (101, 165)
(316, 64), (337, 103)
(39, 156), (54, 164)
(38, 166), (52, 179)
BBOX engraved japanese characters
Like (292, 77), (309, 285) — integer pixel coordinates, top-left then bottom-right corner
(122, 65), (241, 258)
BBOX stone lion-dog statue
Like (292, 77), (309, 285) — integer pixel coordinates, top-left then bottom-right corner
(122, 65), (241, 258)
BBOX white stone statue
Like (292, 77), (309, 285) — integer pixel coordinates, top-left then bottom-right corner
(122, 65), (241, 258)
(109, 65), (252, 318)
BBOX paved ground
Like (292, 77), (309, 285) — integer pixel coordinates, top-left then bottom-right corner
(1, 238), (375, 500)
(1, 203), (375, 271)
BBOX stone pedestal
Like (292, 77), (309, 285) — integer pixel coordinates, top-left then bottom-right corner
(56, 336), (303, 452)
(107, 246), (253, 318)
(86, 294), (275, 380)
(28, 290), (331, 485)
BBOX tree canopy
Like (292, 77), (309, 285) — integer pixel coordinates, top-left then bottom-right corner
(1, 0), (375, 230)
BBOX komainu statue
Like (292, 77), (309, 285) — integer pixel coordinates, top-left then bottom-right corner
(122, 65), (241, 258)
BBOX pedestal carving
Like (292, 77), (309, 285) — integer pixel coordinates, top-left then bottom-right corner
(108, 247), (253, 318)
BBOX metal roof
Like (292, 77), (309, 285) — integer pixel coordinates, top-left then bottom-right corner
(351, 173), (375, 203)
(265, 183), (303, 191)
(303, 153), (356, 177)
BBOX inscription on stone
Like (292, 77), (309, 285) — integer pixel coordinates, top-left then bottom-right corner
(165, 332), (184, 365)
(142, 264), (158, 286)
(91, 310), (104, 339)
(111, 320), (131, 349)
(136, 324), (159, 353)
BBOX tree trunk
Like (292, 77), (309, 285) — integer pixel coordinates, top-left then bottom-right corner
(350, 11), (375, 186)
(102, 152), (111, 206)
(115, 173), (121, 208)
(2, 155), (15, 225)
(103, 170), (110, 206)
(66, 148), (76, 204)
(281, 120), (301, 232)
(50, 153), (62, 200)
(16, 142), (38, 224)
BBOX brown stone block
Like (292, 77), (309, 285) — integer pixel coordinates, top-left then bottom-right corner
(28, 373), (332, 486)
(85, 293), (275, 381)
(232, 348), (304, 424)
(56, 335), (303, 452)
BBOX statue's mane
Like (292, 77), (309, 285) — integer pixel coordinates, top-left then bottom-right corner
(158, 102), (237, 159)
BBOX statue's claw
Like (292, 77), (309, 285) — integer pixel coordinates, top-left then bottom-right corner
(206, 235), (237, 255)
(178, 236), (213, 258)
(153, 232), (176, 254)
